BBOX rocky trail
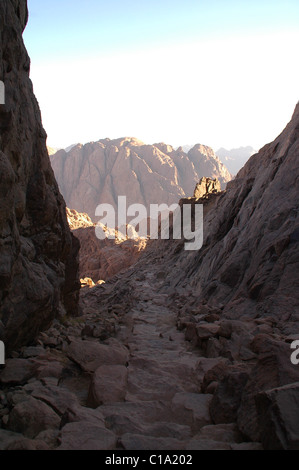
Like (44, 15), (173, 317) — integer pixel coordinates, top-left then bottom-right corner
(1, 0), (298, 452)
(0, 264), (264, 450)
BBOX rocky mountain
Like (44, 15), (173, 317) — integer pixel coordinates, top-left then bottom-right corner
(216, 146), (256, 175)
(0, 0), (80, 352)
(50, 138), (232, 220)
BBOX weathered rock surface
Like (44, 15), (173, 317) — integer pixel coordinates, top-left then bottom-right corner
(0, 429), (25, 450)
(58, 421), (117, 451)
(210, 364), (250, 424)
(74, 226), (146, 283)
(0, 1), (298, 452)
(8, 396), (61, 438)
(0, 0), (80, 352)
(172, 392), (213, 431)
(66, 208), (94, 230)
(66, 339), (129, 373)
(67, 208), (146, 282)
(0, 358), (36, 385)
(237, 335), (299, 441)
(87, 365), (128, 407)
(255, 382), (299, 450)
(51, 138), (231, 220)
(193, 177), (221, 199)
(147, 103), (299, 327)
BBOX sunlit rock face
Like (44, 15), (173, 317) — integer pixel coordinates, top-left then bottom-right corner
(0, 0), (80, 352)
(50, 138), (232, 221)
(66, 208), (146, 283)
(193, 177), (221, 199)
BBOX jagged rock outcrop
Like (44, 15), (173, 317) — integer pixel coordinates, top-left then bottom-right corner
(0, 0), (80, 352)
(193, 177), (221, 200)
(66, 208), (94, 231)
(50, 138), (231, 220)
(67, 208), (146, 282)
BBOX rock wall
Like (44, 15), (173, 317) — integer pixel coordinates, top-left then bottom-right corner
(67, 208), (146, 282)
(126, 103), (299, 447)
(145, 102), (299, 330)
(0, 0), (80, 352)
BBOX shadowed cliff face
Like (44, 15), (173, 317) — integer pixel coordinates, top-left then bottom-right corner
(142, 103), (299, 331)
(0, 0), (80, 352)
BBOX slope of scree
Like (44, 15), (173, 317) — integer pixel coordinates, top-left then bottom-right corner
(0, 0), (80, 352)
(50, 138), (232, 220)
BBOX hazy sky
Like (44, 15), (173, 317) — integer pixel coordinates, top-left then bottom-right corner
(24, 0), (299, 151)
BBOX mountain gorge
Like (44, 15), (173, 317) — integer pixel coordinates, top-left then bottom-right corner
(0, 0), (298, 452)
(50, 138), (232, 220)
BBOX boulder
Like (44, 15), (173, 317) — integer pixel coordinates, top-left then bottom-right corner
(8, 396), (61, 439)
(0, 359), (36, 385)
(66, 340), (129, 373)
(210, 365), (250, 424)
(24, 381), (79, 416)
(87, 365), (128, 407)
(172, 393), (213, 431)
(0, 429), (25, 450)
(255, 382), (299, 450)
(237, 336), (299, 441)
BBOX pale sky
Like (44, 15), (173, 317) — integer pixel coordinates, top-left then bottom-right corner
(24, 0), (299, 151)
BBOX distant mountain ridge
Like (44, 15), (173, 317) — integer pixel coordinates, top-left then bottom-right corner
(50, 137), (232, 221)
(216, 146), (256, 175)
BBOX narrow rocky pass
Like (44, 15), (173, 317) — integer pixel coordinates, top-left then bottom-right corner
(0, 266), (262, 450)
(1, 0), (298, 453)
(93, 270), (262, 450)
(107, 272), (204, 450)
